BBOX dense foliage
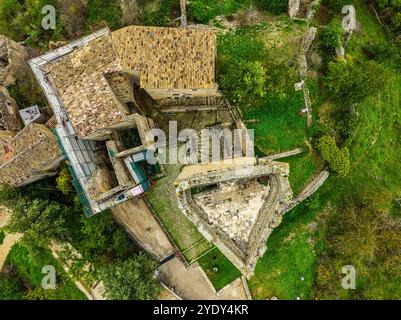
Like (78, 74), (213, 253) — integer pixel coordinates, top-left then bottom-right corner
(313, 190), (401, 299)
(187, 0), (251, 24)
(0, 273), (23, 300)
(0, 0), (63, 46)
(325, 60), (388, 106)
(219, 60), (266, 107)
(100, 252), (161, 300)
(372, 0), (401, 37)
(321, 18), (344, 53)
(317, 136), (350, 177)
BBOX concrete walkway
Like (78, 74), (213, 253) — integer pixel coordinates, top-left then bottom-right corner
(158, 259), (248, 300)
(112, 199), (175, 259)
(112, 198), (249, 300)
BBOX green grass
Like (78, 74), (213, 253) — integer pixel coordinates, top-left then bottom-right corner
(147, 164), (213, 261)
(197, 248), (242, 291)
(147, 165), (242, 290)
(5, 243), (86, 300)
(281, 152), (323, 195)
(0, 229), (5, 245)
(243, 94), (323, 195)
(244, 93), (306, 154)
(248, 200), (324, 300)
(188, 0), (252, 24)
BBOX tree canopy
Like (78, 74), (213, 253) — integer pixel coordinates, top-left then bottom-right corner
(100, 252), (161, 300)
(317, 135), (350, 177)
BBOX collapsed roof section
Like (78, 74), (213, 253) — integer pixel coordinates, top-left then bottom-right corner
(175, 157), (293, 278)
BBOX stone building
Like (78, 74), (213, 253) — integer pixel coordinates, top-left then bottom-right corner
(45, 26), (218, 141)
(29, 26), (218, 216)
(175, 157), (293, 278)
(0, 123), (63, 187)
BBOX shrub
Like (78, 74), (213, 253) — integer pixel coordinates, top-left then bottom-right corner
(219, 59), (267, 107)
(0, 274), (23, 300)
(317, 135), (350, 177)
(321, 18), (343, 53)
(0, 0), (64, 46)
(78, 211), (133, 262)
(363, 40), (400, 63)
(140, 0), (178, 27)
(100, 252), (161, 300)
(57, 0), (88, 38)
(258, 0), (288, 14)
(325, 60), (389, 106)
(187, 0), (250, 24)
(56, 164), (73, 196)
(87, 0), (122, 29)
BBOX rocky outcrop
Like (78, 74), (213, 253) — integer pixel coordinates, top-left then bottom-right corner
(301, 27), (317, 54)
(288, 0), (320, 21)
(0, 35), (32, 87)
(0, 35), (32, 131)
(0, 87), (23, 131)
(288, 0), (301, 19)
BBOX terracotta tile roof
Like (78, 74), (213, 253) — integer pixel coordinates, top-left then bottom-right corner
(48, 27), (217, 138)
(49, 35), (126, 138)
(111, 26), (216, 90)
(0, 123), (61, 186)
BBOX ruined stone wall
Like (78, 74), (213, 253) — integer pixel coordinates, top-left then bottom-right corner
(288, 0), (320, 21)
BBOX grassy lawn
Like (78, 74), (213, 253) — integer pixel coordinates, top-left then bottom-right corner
(147, 164), (213, 261)
(244, 94), (323, 195)
(244, 93), (306, 154)
(188, 0), (252, 24)
(147, 165), (242, 290)
(197, 248), (242, 291)
(248, 199), (325, 300)
(4, 243), (86, 300)
(281, 152), (324, 195)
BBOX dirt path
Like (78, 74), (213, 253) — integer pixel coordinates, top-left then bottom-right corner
(0, 233), (23, 271)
